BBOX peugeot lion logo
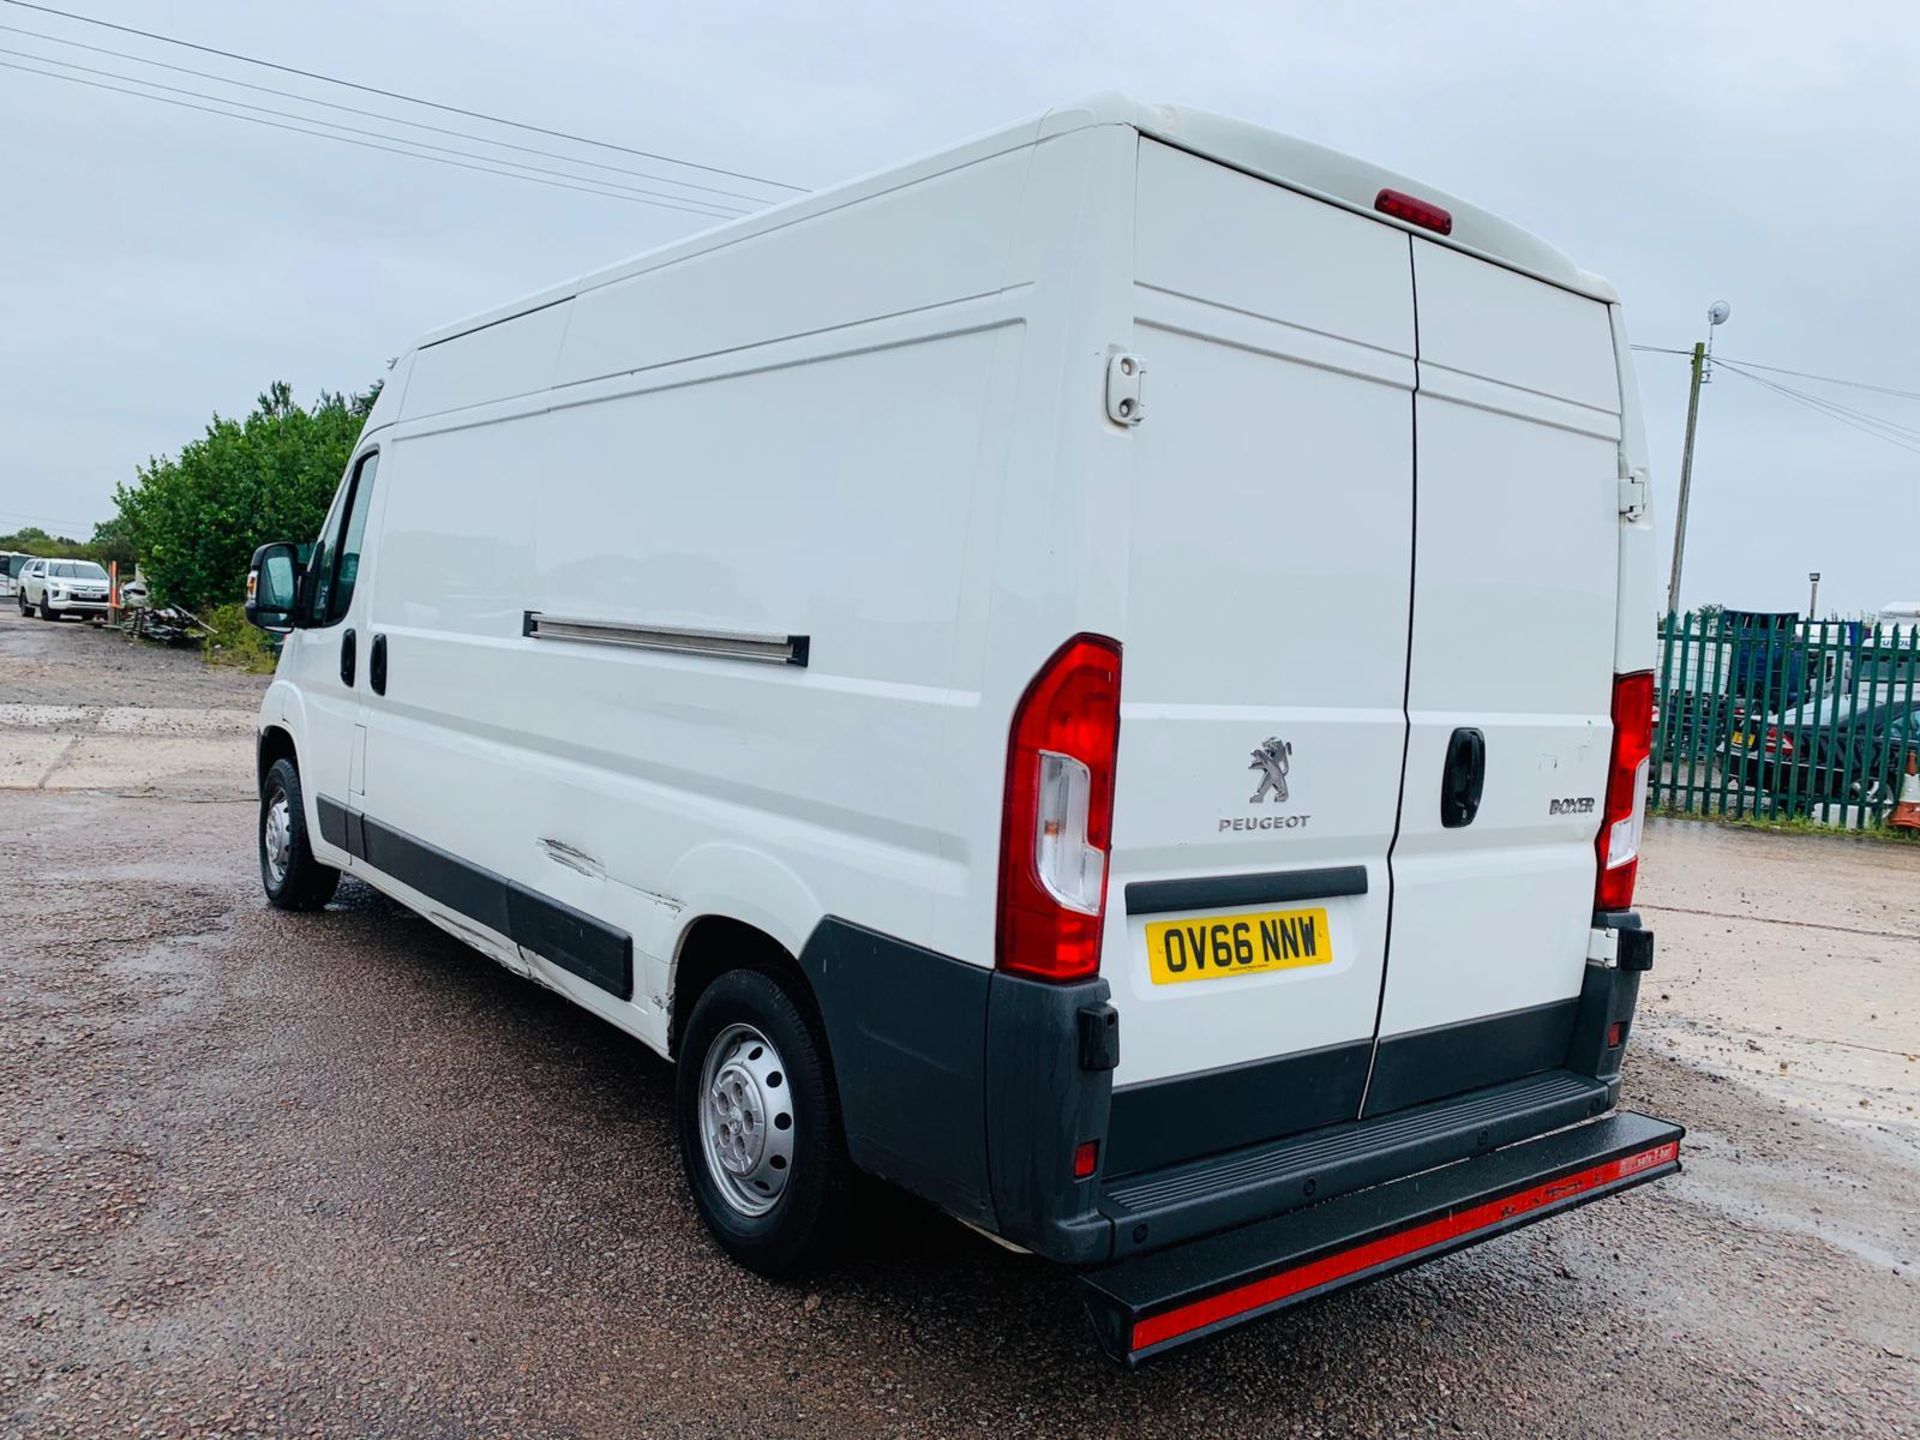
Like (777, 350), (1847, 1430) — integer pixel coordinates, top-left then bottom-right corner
(1223, 737), (1309, 832)
(1248, 737), (1293, 804)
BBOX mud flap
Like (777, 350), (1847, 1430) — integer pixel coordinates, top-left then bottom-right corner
(1079, 1110), (1682, 1365)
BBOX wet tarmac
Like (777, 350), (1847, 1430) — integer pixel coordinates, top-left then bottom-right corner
(2, 606), (1916, 1437)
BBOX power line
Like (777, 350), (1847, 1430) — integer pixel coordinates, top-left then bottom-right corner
(1717, 364), (1920, 450)
(1632, 343), (1920, 403)
(0, 22), (778, 207)
(0, 59), (743, 217)
(0, 0), (807, 192)
(1717, 356), (1920, 404)
(1715, 361), (1920, 445)
(0, 45), (749, 216)
(1714, 361), (1920, 456)
(0, 505), (100, 533)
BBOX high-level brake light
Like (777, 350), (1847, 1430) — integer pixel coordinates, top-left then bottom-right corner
(1596, 671), (1655, 912)
(1374, 188), (1453, 235)
(997, 635), (1123, 983)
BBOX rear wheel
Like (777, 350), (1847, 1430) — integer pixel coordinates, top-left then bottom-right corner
(259, 756), (340, 911)
(676, 967), (849, 1276)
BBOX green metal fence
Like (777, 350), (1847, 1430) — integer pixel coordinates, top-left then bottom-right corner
(1653, 612), (1920, 828)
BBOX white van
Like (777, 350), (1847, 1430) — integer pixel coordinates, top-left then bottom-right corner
(245, 96), (1680, 1363)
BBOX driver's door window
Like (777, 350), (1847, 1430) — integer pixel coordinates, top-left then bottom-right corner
(306, 451), (379, 627)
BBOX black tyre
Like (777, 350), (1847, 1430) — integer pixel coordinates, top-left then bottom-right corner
(259, 756), (340, 911)
(38, 598), (56, 620)
(676, 967), (849, 1276)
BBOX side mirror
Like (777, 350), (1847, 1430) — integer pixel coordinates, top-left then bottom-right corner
(245, 542), (300, 633)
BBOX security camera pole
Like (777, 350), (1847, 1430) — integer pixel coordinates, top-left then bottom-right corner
(1665, 300), (1730, 616)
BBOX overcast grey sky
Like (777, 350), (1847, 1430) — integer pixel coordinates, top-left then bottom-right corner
(2, 0), (1916, 615)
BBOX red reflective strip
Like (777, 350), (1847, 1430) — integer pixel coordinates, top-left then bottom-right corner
(1130, 1140), (1679, 1353)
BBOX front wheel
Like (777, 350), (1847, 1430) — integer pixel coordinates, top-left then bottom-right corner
(676, 968), (849, 1276)
(259, 756), (340, 911)
(38, 598), (55, 620)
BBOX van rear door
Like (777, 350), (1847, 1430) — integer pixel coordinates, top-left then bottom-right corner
(1100, 142), (1415, 1175)
(1363, 240), (1622, 1115)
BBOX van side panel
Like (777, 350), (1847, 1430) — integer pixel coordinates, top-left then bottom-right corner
(525, 325), (1002, 967)
(553, 150), (1032, 390)
(402, 303), (570, 420)
(357, 146), (1049, 1070)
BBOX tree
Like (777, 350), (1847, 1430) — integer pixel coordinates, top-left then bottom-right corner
(88, 516), (136, 569)
(0, 525), (94, 560)
(112, 381), (378, 611)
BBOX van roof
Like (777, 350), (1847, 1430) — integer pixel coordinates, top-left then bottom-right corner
(413, 93), (1615, 352)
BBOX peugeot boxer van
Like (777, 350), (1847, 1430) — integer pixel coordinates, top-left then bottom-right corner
(244, 96), (1679, 1363)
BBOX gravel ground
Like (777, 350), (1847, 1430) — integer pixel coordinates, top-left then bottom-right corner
(2, 605), (1916, 1438)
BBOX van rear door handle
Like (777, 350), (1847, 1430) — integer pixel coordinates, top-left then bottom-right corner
(370, 634), (388, 696)
(1441, 727), (1485, 828)
(340, 627), (356, 687)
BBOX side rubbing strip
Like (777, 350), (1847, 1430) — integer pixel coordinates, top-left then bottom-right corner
(524, 612), (809, 667)
(313, 794), (634, 1000)
(315, 795), (350, 851)
(1125, 865), (1368, 917)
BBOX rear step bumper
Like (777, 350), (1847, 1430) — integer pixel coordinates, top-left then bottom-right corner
(1079, 1110), (1682, 1365)
(1101, 1067), (1614, 1259)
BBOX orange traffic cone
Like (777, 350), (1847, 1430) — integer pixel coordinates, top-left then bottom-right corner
(1893, 750), (1920, 832)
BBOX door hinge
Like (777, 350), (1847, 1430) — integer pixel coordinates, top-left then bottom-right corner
(1617, 473), (1649, 519)
(1586, 926), (1620, 966)
(1106, 351), (1146, 426)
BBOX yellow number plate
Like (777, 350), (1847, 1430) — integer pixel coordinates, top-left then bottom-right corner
(1145, 907), (1334, 985)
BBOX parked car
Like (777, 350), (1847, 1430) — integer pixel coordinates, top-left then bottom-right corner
(16, 558), (111, 620)
(239, 95), (1679, 1363)
(1721, 691), (1920, 808)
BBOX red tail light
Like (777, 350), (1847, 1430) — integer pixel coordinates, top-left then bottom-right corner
(1595, 672), (1654, 912)
(1375, 188), (1454, 235)
(1763, 726), (1795, 757)
(997, 635), (1123, 982)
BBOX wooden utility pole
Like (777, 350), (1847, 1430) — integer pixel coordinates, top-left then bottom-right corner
(1665, 340), (1707, 615)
